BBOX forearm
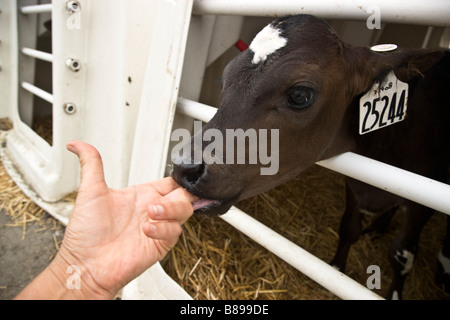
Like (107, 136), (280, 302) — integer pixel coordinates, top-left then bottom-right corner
(14, 252), (113, 300)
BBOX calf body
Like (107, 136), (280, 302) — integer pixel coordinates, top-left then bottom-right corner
(171, 15), (450, 299)
(331, 51), (450, 298)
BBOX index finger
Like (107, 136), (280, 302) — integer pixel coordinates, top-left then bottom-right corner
(146, 177), (182, 196)
(164, 186), (199, 204)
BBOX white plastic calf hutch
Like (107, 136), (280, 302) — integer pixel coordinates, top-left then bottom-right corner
(1, 0), (449, 300)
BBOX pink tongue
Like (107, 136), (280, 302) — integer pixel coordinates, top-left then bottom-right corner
(192, 198), (217, 211)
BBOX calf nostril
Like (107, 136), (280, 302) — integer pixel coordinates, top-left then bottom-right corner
(173, 162), (205, 188)
(183, 163), (204, 184)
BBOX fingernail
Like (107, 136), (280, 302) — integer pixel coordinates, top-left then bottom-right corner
(152, 205), (164, 217)
(66, 142), (77, 154)
(149, 224), (157, 234)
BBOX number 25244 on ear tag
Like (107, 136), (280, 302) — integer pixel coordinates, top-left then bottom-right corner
(359, 71), (409, 135)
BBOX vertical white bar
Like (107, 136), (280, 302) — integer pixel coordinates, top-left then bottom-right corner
(0, 0), (18, 119)
(128, 0), (194, 185)
(17, 0), (40, 126)
(122, 0), (194, 300)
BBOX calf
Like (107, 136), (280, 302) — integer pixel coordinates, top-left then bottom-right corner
(171, 15), (450, 299)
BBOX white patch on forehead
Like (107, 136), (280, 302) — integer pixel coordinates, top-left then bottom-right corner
(249, 24), (287, 64)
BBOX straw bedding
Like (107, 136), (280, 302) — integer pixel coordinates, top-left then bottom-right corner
(1, 118), (449, 300)
(0, 119), (64, 247)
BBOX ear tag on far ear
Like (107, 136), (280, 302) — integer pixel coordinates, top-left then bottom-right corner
(359, 71), (409, 135)
(370, 44), (398, 52)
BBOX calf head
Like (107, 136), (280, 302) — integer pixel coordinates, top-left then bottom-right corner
(172, 14), (445, 215)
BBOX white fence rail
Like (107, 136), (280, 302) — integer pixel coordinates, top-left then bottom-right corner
(21, 81), (54, 104)
(193, 0), (450, 26)
(20, 3), (52, 14)
(21, 47), (53, 63)
(222, 207), (383, 300)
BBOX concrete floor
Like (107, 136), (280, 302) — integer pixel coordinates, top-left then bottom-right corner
(0, 210), (64, 300)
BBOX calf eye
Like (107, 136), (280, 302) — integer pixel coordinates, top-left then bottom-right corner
(287, 86), (315, 110)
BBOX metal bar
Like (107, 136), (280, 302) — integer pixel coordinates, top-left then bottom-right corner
(221, 207), (384, 300)
(317, 153), (450, 216)
(421, 26), (434, 48)
(20, 3), (53, 14)
(22, 47), (53, 63)
(177, 97), (217, 122)
(176, 98), (450, 215)
(21, 82), (53, 104)
(192, 0), (450, 27)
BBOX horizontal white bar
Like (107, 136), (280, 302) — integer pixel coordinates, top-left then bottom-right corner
(176, 98), (450, 215)
(177, 97), (217, 122)
(22, 48), (53, 63)
(21, 82), (54, 104)
(20, 3), (53, 14)
(193, 0), (450, 26)
(317, 153), (450, 216)
(221, 207), (383, 300)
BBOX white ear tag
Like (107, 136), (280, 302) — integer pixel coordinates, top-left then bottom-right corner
(370, 44), (398, 52)
(359, 71), (409, 135)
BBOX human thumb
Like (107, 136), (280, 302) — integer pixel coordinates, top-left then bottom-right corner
(66, 140), (107, 191)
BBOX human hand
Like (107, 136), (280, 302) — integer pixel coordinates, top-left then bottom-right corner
(17, 141), (194, 299)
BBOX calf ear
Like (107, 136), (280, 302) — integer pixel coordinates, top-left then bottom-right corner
(350, 46), (445, 96)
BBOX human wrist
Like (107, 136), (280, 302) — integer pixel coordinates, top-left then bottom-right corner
(46, 248), (115, 300)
